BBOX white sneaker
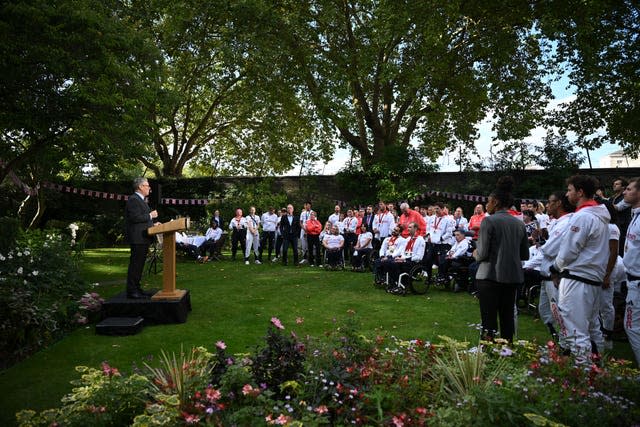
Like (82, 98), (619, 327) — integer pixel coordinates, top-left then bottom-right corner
(255, 260), (261, 265)
(245, 261), (250, 265)
(299, 259), (307, 264)
(318, 264), (323, 268)
(272, 257), (278, 262)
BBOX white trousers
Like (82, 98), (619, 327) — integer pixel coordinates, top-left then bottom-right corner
(299, 230), (307, 254)
(624, 280), (640, 366)
(543, 280), (561, 329)
(245, 231), (260, 259)
(538, 280), (553, 325)
(557, 278), (603, 356)
(599, 283), (615, 332)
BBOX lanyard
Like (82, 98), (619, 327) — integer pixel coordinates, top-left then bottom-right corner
(405, 237), (416, 252)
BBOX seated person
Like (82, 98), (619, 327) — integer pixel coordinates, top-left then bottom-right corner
(199, 219), (223, 260)
(374, 225), (405, 284)
(175, 231), (207, 263)
(382, 222), (426, 290)
(351, 223), (373, 271)
(438, 229), (471, 291)
(322, 225), (344, 268)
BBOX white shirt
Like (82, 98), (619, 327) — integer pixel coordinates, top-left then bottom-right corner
(447, 238), (470, 259)
(536, 213), (550, 229)
(453, 216), (469, 232)
(328, 213), (341, 226)
(553, 203), (611, 282)
(355, 231), (373, 249)
(379, 235), (405, 257)
(342, 216), (357, 233)
(539, 213), (573, 276)
(323, 234), (344, 250)
(229, 217), (246, 230)
(393, 235), (426, 262)
(261, 213), (278, 232)
(245, 214), (260, 235)
(624, 207), (640, 277)
(427, 215), (455, 244)
(205, 227), (222, 242)
(372, 211), (395, 239)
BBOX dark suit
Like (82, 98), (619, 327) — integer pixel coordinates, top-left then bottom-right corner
(279, 214), (301, 265)
(125, 193), (153, 295)
(474, 210), (529, 342)
(362, 214), (374, 232)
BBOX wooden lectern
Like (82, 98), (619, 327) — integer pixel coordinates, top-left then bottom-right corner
(147, 217), (190, 300)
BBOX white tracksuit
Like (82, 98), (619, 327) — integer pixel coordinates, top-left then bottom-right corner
(599, 224), (621, 342)
(245, 214), (260, 260)
(553, 203), (610, 357)
(624, 207), (640, 365)
(538, 214), (573, 334)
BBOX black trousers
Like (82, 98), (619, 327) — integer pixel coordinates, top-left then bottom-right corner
(275, 234), (283, 257)
(127, 243), (149, 294)
(424, 243), (451, 278)
(351, 248), (372, 268)
(282, 233), (298, 264)
(343, 233), (357, 261)
(306, 234), (321, 265)
(259, 231), (275, 261)
(231, 229), (246, 259)
(476, 279), (518, 342)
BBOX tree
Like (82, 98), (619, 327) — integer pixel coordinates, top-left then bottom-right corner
(0, 0), (160, 226)
(130, 0), (331, 177)
(257, 0), (554, 170)
(536, 130), (584, 170)
(540, 0), (640, 161)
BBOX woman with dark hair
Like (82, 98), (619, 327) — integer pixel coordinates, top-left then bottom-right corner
(474, 176), (530, 342)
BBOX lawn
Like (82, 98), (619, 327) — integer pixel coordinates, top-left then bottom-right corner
(0, 248), (634, 426)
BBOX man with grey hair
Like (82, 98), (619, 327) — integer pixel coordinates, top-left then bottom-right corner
(124, 177), (158, 299)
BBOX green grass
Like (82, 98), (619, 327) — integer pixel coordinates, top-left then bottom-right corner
(0, 248), (634, 425)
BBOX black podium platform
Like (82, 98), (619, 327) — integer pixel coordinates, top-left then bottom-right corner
(100, 289), (191, 325)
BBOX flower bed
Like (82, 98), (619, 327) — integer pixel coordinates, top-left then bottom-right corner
(0, 228), (92, 368)
(17, 315), (640, 426)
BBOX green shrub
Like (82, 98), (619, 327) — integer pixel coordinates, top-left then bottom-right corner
(0, 216), (20, 254)
(17, 363), (150, 427)
(0, 229), (89, 368)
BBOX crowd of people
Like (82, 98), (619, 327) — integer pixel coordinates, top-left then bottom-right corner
(126, 174), (640, 365)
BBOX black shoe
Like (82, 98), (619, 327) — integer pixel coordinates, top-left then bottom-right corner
(138, 288), (154, 297)
(127, 292), (149, 300)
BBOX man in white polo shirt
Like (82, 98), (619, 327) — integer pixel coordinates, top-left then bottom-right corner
(260, 207), (278, 263)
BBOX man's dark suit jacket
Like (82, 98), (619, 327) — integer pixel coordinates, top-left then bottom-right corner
(279, 214), (301, 237)
(125, 193), (154, 245)
(363, 214), (374, 232)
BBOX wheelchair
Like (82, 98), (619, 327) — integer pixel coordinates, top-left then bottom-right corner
(323, 248), (345, 271)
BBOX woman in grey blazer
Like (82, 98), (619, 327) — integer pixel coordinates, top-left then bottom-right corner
(474, 176), (530, 342)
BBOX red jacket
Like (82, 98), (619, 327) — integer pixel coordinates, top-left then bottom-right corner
(305, 218), (322, 236)
(398, 209), (427, 238)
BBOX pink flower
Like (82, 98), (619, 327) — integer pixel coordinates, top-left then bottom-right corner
(242, 384), (261, 397)
(314, 405), (329, 414)
(206, 387), (221, 402)
(215, 340), (227, 350)
(392, 415), (405, 427)
(182, 412), (200, 424)
(271, 317), (285, 330)
(295, 317), (304, 324)
(275, 414), (290, 425)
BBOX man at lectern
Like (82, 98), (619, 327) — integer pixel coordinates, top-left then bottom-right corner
(124, 177), (158, 299)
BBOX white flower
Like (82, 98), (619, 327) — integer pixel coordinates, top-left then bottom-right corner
(17, 267), (23, 275)
(32, 270), (39, 276)
(69, 223), (79, 231)
(0, 254), (5, 261)
(17, 252), (22, 257)
(24, 249), (30, 256)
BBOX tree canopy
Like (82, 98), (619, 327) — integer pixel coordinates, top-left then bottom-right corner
(1, 0), (638, 183)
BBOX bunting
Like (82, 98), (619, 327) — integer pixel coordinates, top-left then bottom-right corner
(31, 180), (543, 207)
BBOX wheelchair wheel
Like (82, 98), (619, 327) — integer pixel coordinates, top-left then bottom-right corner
(408, 264), (430, 295)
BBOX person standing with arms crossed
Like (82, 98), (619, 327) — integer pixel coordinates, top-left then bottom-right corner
(124, 177), (158, 299)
